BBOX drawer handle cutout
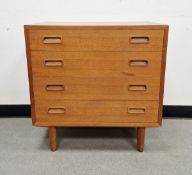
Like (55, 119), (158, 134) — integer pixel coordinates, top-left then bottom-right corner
(130, 36), (149, 44)
(44, 60), (63, 67)
(43, 35), (62, 44)
(128, 108), (145, 114)
(46, 85), (64, 91)
(128, 85), (147, 91)
(48, 108), (65, 114)
(129, 60), (148, 67)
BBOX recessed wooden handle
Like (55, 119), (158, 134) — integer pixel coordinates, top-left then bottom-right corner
(44, 60), (63, 67)
(128, 108), (145, 114)
(129, 60), (148, 67)
(130, 36), (149, 44)
(128, 85), (147, 91)
(46, 85), (64, 91)
(48, 108), (65, 114)
(43, 35), (62, 44)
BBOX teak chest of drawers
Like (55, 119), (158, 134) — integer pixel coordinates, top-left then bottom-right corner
(24, 22), (168, 152)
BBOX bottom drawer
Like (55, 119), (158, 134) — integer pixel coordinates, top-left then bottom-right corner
(34, 100), (159, 123)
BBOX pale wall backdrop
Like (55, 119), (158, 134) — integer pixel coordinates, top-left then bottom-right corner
(0, 0), (192, 105)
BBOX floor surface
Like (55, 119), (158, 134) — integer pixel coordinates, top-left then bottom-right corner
(0, 118), (191, 175)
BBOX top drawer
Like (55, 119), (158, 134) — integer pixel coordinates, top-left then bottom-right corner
(29, 29), (164, 51)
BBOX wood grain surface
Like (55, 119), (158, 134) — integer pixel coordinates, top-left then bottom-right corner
(29, 29), (164, 51)
(24, 24), (168, 128)
(34, 100), (159, 123)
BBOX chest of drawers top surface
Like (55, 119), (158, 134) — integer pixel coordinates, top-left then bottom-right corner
(24, 22), (168, 127)
(24, 21), (167, 27)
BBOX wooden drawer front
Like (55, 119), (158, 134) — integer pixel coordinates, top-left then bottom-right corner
(33, 76), (160, 100)
(34, 100), (159, 123)
(31, 51), (162, 77)
(29, 29), (164, 51)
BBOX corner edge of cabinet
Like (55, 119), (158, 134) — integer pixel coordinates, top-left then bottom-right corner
(31, 116), (36, 125)
(24, 25), (31, 30)
(163, 25), (169, 32)
(157, 118), (163, 127)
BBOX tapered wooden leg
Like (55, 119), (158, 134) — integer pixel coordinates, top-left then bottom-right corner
(137, 127), (145, 152)
(48, 127), (57, 152)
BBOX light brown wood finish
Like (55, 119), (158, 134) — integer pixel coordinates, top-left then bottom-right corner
(48, 127), (57, 151)
(29, 30), (164, 51)
(25, 22), (165, 26)
(34, 100), (159, 123)
(31, 51), (162, 101)
(33, 76), (160, 100)
(24, 23), (168, 152)
(158, 26), (169, 125)
(24, 25), (36, 125)
(34, 121), (160, 127)
(31, 51), (162, 77)
(137, 127), (145, 152)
